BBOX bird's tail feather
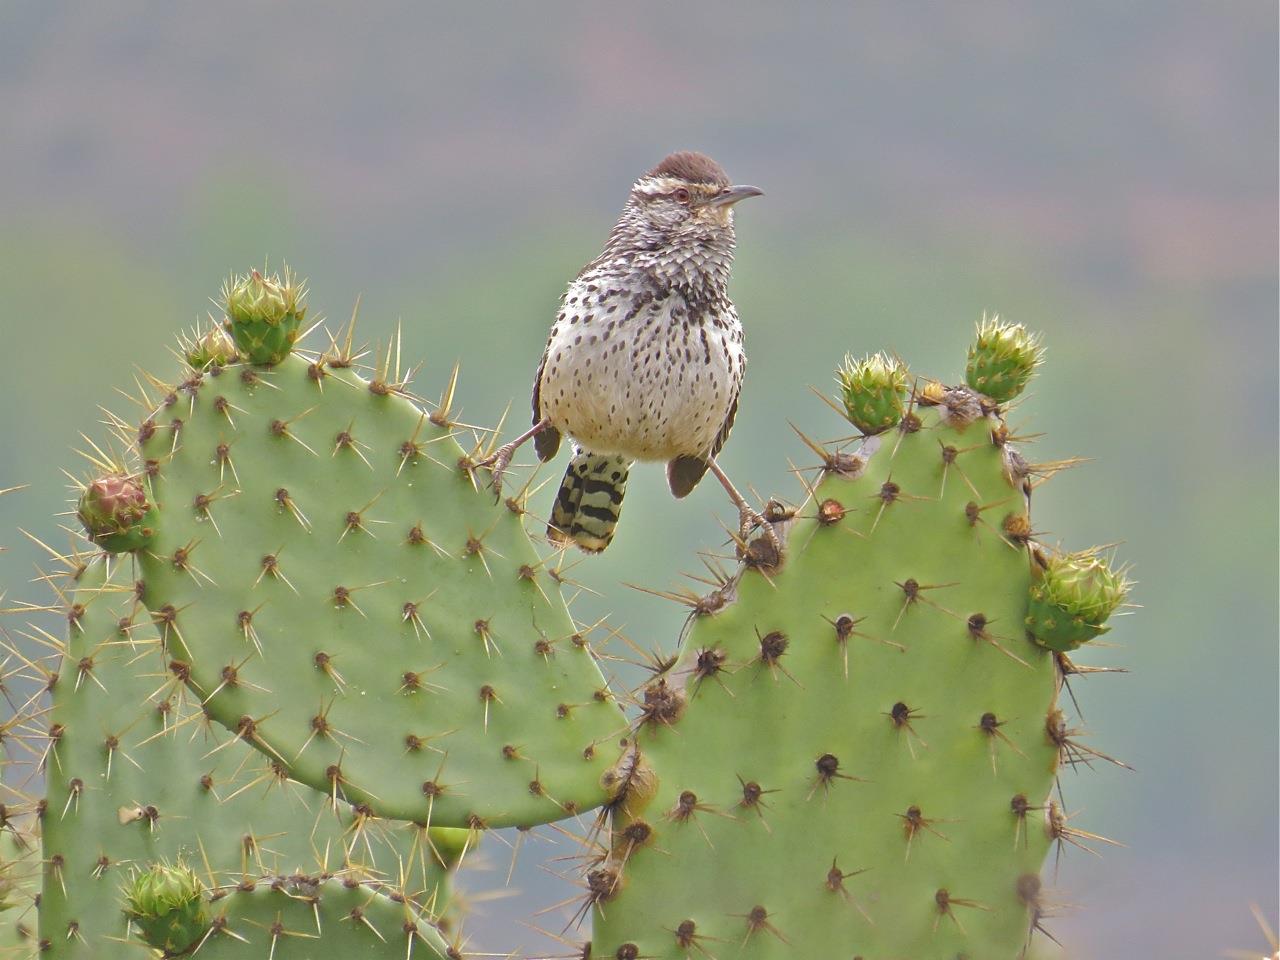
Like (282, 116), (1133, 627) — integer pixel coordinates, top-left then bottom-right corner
(547, 448), (630, 552)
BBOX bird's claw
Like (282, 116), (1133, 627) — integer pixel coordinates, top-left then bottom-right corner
(476, 444), (515, 499)
(739, 504), (782, 554)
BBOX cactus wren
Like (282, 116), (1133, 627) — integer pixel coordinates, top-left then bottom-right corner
(481, 151), (769, 552)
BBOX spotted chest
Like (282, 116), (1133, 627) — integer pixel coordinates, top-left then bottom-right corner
(536, 278), (745, 462)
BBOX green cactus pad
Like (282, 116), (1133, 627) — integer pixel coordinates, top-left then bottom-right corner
(836, 352), (909, 434)
(965, 316), (1044, 403)
(592, 386), (1075, 959)
(37, 557), (458, 959)
(130, 877), (450, 958)
(136, 352), (622, 828)
(76, 475), (156, 552)
(1026, 548), (1130, 652)
(220, 269), (307, 366)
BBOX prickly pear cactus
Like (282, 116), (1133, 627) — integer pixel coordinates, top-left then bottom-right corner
(0, 269), (1129, 960)
(129, 272), (624, 828)
(37, 555), (462, 958)
(7, 269), (627, 957)
(590, 328), (1128, 958)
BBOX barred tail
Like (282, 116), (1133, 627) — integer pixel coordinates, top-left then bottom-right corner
(547, 449), (630, 553)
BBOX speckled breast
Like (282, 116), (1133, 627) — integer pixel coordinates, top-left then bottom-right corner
(538, 285), (744, 462)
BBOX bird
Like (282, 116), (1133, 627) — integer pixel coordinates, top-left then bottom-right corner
(480, 151), (770, 553)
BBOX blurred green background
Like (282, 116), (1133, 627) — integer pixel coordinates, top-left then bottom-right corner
(0, 4), (1275, 958)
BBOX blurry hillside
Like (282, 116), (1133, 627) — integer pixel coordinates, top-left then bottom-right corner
(0, 4), (1275, 959)
(1, 4), (1273, 293)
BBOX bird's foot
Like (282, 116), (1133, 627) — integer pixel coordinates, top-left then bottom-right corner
(738, 503), (782, 555)
(472, 418), (550, 499)
(474, 443), (516, 498)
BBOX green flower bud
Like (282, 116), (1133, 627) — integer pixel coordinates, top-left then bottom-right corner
(836, 352), (909, 435)
(77, 475), (156, 553)
(965, 316), (1044, 403)
(220, 267), (307, 366)
(182, 325), (238, 370)
(1026, 549), (1131, 651)
(123, 860), (207, 956)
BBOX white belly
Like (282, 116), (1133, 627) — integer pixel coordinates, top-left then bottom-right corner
(538, 292), (743, 462)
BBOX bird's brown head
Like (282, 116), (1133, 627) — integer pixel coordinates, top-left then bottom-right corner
(631, 151), (762, 231)
(606, 151), (761, 287)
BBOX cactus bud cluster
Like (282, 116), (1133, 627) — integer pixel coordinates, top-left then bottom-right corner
(181, 325), (238, 369)
(220, 267), (307, 365)
(836, 351), (909, 434)
(965, 315), (1044, 403)
(1027, 548), (1131, 651)
(76, 474), (155, 552)
(122, 861), (207, 956)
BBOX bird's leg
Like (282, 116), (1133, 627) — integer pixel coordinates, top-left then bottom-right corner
(475, 417), (552, 494)
(706, 457), (782, 553)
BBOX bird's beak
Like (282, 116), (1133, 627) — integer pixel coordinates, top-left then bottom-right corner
(704, 185), (764, 208)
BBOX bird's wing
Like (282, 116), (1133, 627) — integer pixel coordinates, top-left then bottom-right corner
(710, 388), (740, 460)
(531, 347), (561, 462)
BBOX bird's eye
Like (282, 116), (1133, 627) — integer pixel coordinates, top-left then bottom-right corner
(672, 187), (691, 203)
